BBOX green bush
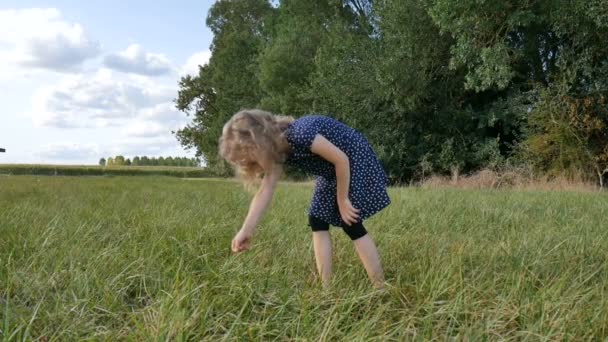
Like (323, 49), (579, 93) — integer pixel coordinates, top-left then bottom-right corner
(0, 165), (214, 178)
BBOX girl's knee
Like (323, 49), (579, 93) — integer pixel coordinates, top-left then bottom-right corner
(341, 222), (368, 240)
(309, 215), (329, 232)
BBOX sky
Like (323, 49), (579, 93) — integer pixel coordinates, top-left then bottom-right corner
(0, 0), (216, 164)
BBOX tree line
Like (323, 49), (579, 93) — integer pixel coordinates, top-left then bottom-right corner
(175, 0), (608, 186)
(99, 156), (200, 167)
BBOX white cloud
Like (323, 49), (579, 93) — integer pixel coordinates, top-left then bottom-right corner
(181, 50), (211, 76)
(31, 69), (177, 128)
(125, 103), (186, 137)
(106, 136), (178, 157)
(124, 103), (186, 145)
(0, 8), (100, 72)
(28, 66), (190, 160)
(138, 102), (184, 123)
(104, 44), (173, 76)
(38, 142), (100, 161)
(0, 9), (205, 164)
(125, 121), (167, 138)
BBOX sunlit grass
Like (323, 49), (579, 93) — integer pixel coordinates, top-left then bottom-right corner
(1, 176), (607, 340)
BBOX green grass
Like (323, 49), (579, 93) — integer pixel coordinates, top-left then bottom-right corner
(1, 175), (607, 340)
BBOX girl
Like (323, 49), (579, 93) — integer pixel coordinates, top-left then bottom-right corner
(219, 109), (391, 288)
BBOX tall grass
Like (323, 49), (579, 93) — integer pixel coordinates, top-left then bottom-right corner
(422, 169), (602, 192)
(1, 176), (607, 340)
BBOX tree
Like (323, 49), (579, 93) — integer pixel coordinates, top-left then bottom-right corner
(257, 0), (338, 114)
(132, 156), (141, 166)
(107, 157), (114, 167)
(174, 0), (608, 184)
(99, 158), (106, 166)
(114, 155), (125, 166)
(428, 0), (608, 182)
(175, 0), (275, 174)
(523, 88), (608, 187)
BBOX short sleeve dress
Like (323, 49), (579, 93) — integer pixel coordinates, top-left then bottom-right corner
(284, 115), (391, 227)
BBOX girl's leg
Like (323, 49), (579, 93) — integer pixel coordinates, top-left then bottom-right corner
(309, 216), (332, 287)
(342, 222), (385, 289)
(353, 234), (385, 289)
(312, 231), (332, 288)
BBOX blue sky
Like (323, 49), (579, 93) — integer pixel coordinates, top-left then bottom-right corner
(0, 1), (216, 164)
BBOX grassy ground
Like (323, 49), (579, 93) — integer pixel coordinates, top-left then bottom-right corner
(1, 176), (607, 340)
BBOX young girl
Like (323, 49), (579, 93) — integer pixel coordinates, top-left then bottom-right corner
(219, 109), (391, 288)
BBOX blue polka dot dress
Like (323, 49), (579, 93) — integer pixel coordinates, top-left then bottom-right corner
(284, 115), (391, 227)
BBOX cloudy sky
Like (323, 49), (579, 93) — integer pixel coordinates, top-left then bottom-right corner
(0, 0), (215, 164)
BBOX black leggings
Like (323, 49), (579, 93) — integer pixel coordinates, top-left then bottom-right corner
(308, 215), (368, 241)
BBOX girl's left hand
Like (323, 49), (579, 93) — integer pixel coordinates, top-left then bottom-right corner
(339, 198), (360, 226)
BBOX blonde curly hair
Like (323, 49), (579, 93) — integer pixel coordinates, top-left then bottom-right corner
(219, 109), (294, 189)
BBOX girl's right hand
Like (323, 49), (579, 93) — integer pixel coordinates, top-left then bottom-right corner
(231, 229), (252, 253)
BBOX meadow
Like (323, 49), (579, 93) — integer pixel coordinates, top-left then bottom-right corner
(1, 175), (607, 340)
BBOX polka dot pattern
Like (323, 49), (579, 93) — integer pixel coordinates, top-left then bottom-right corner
(285, 115), (391, 226)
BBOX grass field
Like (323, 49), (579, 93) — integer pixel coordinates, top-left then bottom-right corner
(1, 176), (607, 340)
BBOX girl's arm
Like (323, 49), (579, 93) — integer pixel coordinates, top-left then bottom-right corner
(232, 164), (282, 252)
(310, 134), (360, 225)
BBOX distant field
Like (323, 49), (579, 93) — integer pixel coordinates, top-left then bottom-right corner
(1, 176), (608, 340)
(0, 164), (211, 178)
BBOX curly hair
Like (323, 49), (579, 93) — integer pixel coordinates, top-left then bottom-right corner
(219, 109), (294, 189)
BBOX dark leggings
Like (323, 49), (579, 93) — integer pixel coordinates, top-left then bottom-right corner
(308, 215), (368, 241)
